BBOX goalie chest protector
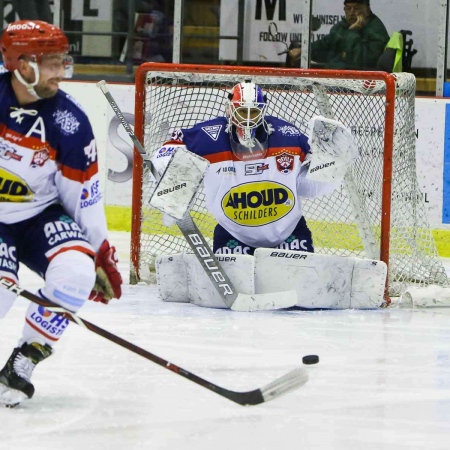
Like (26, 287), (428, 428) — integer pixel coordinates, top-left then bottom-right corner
(165, 116), (331, 249)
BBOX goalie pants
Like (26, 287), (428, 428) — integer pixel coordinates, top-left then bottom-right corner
(213, 216), (314, 255)
(0, 204), (96, 347)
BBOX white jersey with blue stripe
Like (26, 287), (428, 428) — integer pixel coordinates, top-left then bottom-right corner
(153, 115), (337, 248)
(0, 73), (107, 251)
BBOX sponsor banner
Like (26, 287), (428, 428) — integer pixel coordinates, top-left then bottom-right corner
(219, 0), (439, 68)
(444, 105), (450, 223)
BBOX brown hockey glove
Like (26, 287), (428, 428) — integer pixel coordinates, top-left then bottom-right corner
(89, 240), (123, 304)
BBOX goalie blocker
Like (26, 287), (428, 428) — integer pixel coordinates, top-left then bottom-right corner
(149, 147), (210, 221)
(156, 249), (387, 309)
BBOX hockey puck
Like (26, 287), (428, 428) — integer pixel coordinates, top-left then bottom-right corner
(302, 355), (319, 365)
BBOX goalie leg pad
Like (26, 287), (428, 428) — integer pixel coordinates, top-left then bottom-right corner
(185, 253), (254, 308)
(155, 253), (189, 303)
(149, 148), (210, 221)
(156, 253), (254, 308)
(254, 248), (386, 309)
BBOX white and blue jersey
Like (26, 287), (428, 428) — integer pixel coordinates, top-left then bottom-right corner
(0, 72), (107, 257)
(153, 116), (337, 249)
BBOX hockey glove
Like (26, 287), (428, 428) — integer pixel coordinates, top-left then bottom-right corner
(89, 240), (123, 304)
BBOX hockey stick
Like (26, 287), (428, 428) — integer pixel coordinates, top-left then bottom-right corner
(0, 278), (308, 406)
(96, 80), (297, 312)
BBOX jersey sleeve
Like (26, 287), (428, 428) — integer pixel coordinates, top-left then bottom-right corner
(54, 114), (108, 252)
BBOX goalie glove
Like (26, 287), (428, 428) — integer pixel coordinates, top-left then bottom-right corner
(306, 116), (359, 183)
(89, 240), (123, 304)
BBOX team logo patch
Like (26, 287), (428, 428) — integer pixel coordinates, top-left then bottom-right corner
(276, 152), (294, 174)
(31, 148), (49, 167)
(278, 125), (301, 136)
(202, 125), (222, 141)
(53, 110), (80, 135)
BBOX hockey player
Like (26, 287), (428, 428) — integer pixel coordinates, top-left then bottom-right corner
(0, 20), (123, 407)
(152, 81), (358, 256)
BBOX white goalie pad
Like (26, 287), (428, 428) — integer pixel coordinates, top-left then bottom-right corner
(254, 249), (387, 309)
(306, 116), (359, 183)
(155, 253), (189, 303)
(156, 253), (254, 308)
(149, 148), (210, 220)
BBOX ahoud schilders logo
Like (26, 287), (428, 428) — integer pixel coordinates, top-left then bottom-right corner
(221, 181), (294, 226)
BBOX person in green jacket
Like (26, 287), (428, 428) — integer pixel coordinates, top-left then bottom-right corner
(287, 0), (389, 70)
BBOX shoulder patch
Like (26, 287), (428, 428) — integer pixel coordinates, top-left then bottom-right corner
(201, 125), (222, 141)
(278, 125), (301, 136)
(53, 109), (80, 135)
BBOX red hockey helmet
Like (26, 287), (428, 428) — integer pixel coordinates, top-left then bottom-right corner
(1, 20), (69, 72)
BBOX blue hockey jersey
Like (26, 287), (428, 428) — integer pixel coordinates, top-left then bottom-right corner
(0, 73), (107, 252)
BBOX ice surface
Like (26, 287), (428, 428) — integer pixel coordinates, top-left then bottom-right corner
(2, 232), (450, 450)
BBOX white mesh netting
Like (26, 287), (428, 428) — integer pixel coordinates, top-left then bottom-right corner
(132, 67), (448, 296)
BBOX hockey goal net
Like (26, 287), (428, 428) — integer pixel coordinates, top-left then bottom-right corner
(132, 63), (448, 296)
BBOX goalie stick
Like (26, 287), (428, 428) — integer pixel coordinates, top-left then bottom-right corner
(0, 278), (308, 406)
(96, 80), (297, 312)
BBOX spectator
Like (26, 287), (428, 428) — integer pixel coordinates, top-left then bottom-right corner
(288, 0), (389, 70)
(11, 0), (52, 23)
(112, 0), (172, 63)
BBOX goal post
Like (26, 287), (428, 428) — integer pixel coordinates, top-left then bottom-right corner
(132, 63), (448, 297)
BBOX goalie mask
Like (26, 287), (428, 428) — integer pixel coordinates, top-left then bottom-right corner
(0, 20), (73, 97)
(226, 81), (269, 160)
